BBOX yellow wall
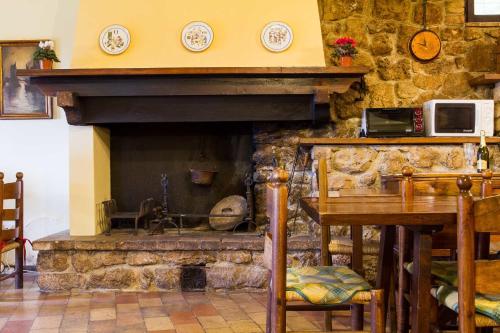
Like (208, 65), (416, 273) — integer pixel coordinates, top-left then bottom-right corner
(71, 0), (325, 68)
(69, 126), (110, 236)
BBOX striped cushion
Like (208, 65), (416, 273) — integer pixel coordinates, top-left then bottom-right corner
(432, 285), (500, 324)
(405, 261), (457, 286)
(286, 266), (372, 305)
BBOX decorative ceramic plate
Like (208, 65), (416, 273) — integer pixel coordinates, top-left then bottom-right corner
(181, 21), (214, 52)
(99, 24), (130, 55)
(261, 22), (293, 52)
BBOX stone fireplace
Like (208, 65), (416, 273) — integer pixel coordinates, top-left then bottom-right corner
(23, 67), (366, 291)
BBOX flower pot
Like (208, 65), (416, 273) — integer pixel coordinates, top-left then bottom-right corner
(339, 56), (353, 67)
(39, 59), (53, 70)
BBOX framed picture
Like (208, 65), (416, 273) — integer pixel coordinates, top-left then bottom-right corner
(0, 40), (53, 120)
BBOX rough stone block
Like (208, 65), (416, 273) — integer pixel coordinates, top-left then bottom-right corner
(332, 148), (377, 173)
(161, 251), (216, 265)
(37, 273), (85, 291)
(216, 251), (252, 264)
(37, 251), (70, 272)
(126, 251), (160, 266)
(72, 251), (126, 273)
(87, 267), (137, 289)
(154, 266), (181, 290)
(206, 262), (269, 289)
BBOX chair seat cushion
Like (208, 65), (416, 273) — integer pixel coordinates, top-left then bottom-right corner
(285, 266), (372, 305)
(431, 285), (500, 324)
(404, 261), (457, 286)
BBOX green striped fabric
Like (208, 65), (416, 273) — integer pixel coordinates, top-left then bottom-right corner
(432, 285), (500, 323)
(285, 266), (372, 305)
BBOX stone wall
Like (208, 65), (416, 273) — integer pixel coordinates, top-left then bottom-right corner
(34, 234), (320, 291)
(252, 0), (500, 236)
(320, 0), (498, 133)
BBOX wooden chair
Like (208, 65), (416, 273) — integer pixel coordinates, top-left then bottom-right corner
(396, 170), (500, 333)
(454, 175), (500, 332)
(0, 172), (24, 288)
(265, 166), (385, 333)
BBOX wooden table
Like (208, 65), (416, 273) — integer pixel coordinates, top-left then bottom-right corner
(300, 195), (459, 333)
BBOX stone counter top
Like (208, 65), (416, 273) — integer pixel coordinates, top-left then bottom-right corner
(33, 230), (320, 252)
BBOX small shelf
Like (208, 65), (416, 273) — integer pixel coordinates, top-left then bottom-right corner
(299, 137), (500, 146)
(469, 73), (500, 86)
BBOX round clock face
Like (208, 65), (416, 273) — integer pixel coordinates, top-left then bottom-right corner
(409, 30), (441, 62)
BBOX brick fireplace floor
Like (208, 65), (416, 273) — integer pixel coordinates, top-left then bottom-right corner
(0, 274), (370, 332)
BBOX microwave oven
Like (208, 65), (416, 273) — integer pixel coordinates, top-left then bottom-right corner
(360, 108), (425, 137)
(423, 100), (494, 137)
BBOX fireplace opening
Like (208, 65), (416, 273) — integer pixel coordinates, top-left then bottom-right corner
(107, 122), (256, 232)
(181, 265), (207, 291)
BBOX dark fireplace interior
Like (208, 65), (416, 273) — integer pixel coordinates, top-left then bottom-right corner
(108, 122), (255, 230)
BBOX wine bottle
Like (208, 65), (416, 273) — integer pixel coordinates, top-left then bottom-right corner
(477, 130), (489, 173)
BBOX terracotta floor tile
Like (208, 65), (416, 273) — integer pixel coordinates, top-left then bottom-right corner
(139, 298), (162, 307)
(239, 302), (266, 313)
(30, 315), (62, 330)
(159, 292), (185, 302)
(141, 306), (168, 318)
(144, 316), (174, 331)
(175, 323), (205, 333)
(60, 314), (89, 330)
(9, 308), (39, 321)
(147, 330), (176, 333)
(138, 291), (161, 299)
(116, 311), (144, 327)
(197, 315), (229, 329)
(163, 301), (190, 313)
(228, 319), (263, 333)
(192, 303), (218, 316)
(37, 305), (65, 316)
(89, 307), (116, 321)
(285, 315), (320, 331)
(219, 309), (250, 321)
(169, 311), (198, 325)
(114, 323), (147, 333)
(87, 319), (116, 333)
(117, 303), (141, 313)
(247, 311), (266, 325)
(115, 294), (138, 304)
(0, 318), (7, 330)
(29, 329), (60, 333)
(205, 328), (235, 333)
(1, 319), (33, 333)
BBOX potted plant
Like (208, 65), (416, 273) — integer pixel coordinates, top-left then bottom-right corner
(331, 37), (357, 67)
(33, 41), (60, 69)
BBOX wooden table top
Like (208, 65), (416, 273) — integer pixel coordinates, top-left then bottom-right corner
(300, 195), (458, 226)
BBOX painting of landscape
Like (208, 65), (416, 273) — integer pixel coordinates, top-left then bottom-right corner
(0, 41), (52, 119)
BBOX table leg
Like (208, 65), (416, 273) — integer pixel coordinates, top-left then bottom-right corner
(376, 225), (395, 317)
(410, 231), (432, 333)
(321, 225), (332, 331)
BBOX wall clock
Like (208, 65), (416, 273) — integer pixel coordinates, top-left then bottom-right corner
(409, 30), (441, 62)
(99, 24), (130, 55)
(408, 0), (441, 62)
(181, 21), (214, 52)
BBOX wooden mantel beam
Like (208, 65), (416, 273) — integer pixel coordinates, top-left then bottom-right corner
(17, 67), (368, 125)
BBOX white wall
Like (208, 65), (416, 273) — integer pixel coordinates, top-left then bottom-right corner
(0, 0), (78, 265)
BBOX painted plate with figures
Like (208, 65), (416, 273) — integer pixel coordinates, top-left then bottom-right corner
(181, 21), (214, 52)
(99, 24), (130, 55)
(261, 22), (293, 52)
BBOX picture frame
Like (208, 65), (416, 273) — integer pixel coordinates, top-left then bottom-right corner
(0, 40), (53, 120)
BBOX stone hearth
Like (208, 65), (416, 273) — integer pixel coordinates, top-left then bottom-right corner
(33, 230), (321, 292)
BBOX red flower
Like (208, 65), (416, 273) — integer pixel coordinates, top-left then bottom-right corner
(335, 37), (356, 47)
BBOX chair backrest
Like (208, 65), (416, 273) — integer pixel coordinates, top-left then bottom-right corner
(456, 175), (500, 332)
(265, 167), (289, 333)
(0, 172), (24, 244)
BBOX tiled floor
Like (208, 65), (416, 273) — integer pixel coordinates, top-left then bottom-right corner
(0, 274), (363, 333)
